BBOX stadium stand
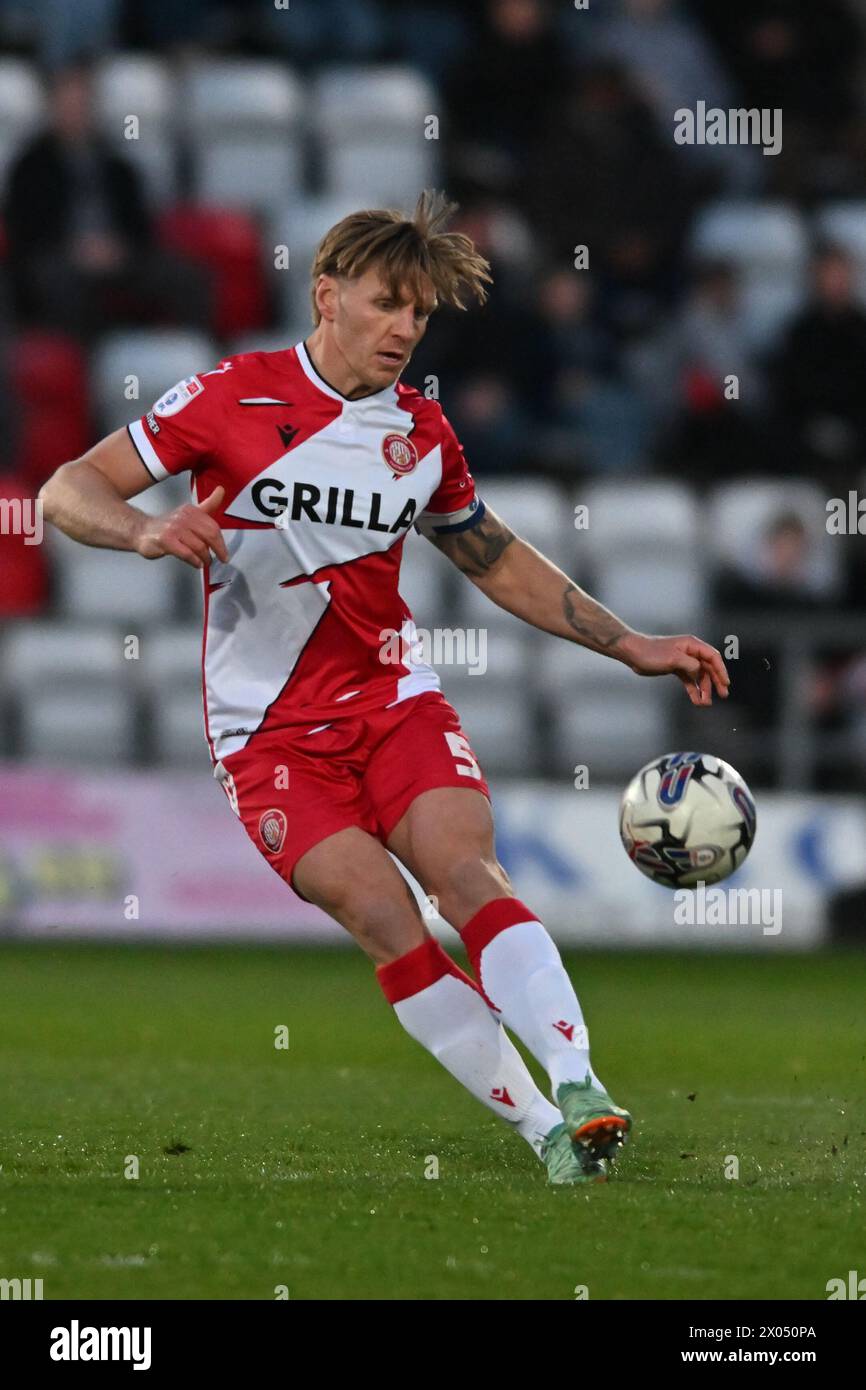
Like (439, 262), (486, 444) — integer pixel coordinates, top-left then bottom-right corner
(1, 0), (865, 788)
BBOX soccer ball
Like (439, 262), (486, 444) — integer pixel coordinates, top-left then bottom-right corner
(619, 752), (757, 889)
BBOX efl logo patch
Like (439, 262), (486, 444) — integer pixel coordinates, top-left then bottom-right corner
(153, 376), (204, 418)
(259, 808), (287, 854)
(381, 433), (418, 478)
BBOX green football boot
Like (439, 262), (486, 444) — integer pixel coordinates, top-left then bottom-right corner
(540, 1120), (609, 1186)
(556, 1073), (632, 1168)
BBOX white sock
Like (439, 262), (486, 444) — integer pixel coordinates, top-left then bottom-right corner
(377, 938), (562, 1156)
(462, 899), (604, 1098)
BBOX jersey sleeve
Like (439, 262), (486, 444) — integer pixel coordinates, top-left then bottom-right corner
(126, 368), (227, 481)
(414, 411), (486, 538)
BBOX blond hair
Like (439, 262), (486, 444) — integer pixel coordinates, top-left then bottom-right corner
(309, 189), (492, 325)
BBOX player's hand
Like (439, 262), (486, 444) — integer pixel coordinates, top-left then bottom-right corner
(134, 486), (229, 568)
(616, 633), (730, 706)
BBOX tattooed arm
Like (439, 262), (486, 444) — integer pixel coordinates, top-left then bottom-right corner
(430, 508), (729, 706)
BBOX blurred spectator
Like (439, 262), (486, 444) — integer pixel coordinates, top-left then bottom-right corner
(654, 259), (766, 478)
(524, 62), (693, 314)
(670, 260), (756, 390)
(383, 2), (469, 83)
(249, 0), (386, 63)
(590, 0), (760, 192)
(593, 227), (684, 347)
(405, 198), (550, 427)
(826, 654), (866, 786)
(714, 511), (838, 734)
(535, 271), (615, 378)
(717, 511), (835, 608)
(3, 61), (210, 338)
(697, 0), (861, 130)
(769, 245), (866, 493)
(40, 0), (121, 66)
(444, 0), (572, 198)
(530, 271), (651, 473)
(0, 0), (121, 66)
(549, 366), (651, 476)
(695, 0), (864, 199)
(448, 374), (531, 475)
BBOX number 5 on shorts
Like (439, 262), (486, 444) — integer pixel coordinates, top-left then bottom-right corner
(444, 730), (482, 779)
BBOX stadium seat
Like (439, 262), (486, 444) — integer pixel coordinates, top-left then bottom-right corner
(739, 280), (804, 352)
(270, 194), (366, 325)
(157, 206), (270, 338)
(140, 629), (213, 769)
(543, 643), (672, 780)
(183, 60), (305, 216)
(3, 621), (139, 763)
(479, 478), (571, 564)
(594, 555), (707, 631)
(569, 480), (706, 629)
(139, 625), (200, 686)
(9, 331), (91, 488)
(175, 561), (206, 620)
(689, 200), (808, 357)
(311, 67), (438, 205)
(0, 624), (129, 689)
(420, 626), (528, 686)
(19, 686), (136, 765)
(576, 480), (700, 555)
(95, 54), (178, 205)
(0, 473), (49, 616)
(398, 532), (453, 627)
(150, 688), (208, 766)
(49, 528), (180, 622)
(91, 329), (218, 435)
(0, 57), (44, 190)
(551, 686), (670, 781)
(437, 674), (542, 777)
(689, 200), (808, 281)
(453, 572), (526, 633)
(706, 478), (842, 595)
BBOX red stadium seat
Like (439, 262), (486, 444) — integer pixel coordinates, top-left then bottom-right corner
(9, 331), (91, 489)
(0, 472), (49, 615)
(157, 205), (269, 338)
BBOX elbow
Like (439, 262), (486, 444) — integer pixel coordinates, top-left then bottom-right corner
(38, 460), (74, 524)
(37, 473), (59, 526)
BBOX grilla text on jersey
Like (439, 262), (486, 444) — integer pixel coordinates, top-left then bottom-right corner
(254, 478), (417, 532)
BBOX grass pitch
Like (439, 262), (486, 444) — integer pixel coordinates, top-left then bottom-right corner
(0, 943), (863, 1300)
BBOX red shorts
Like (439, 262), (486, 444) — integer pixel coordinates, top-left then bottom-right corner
(215, 691), (490, 900)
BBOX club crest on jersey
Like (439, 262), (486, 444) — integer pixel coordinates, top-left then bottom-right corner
(153, 376), (204, 417)
(259, 809), (287, 854)
(381, 433), (418, 478)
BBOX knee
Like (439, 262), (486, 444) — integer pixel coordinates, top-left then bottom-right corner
(429, 853), (512, 922)
(337, 891), (423, 964)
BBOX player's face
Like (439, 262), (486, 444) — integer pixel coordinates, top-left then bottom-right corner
(334, 268), (437, 388)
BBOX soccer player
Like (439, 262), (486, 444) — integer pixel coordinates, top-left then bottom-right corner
(40, 191), (729, 1185)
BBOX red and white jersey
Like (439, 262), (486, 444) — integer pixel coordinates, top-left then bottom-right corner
(127, 340), (486, 761)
